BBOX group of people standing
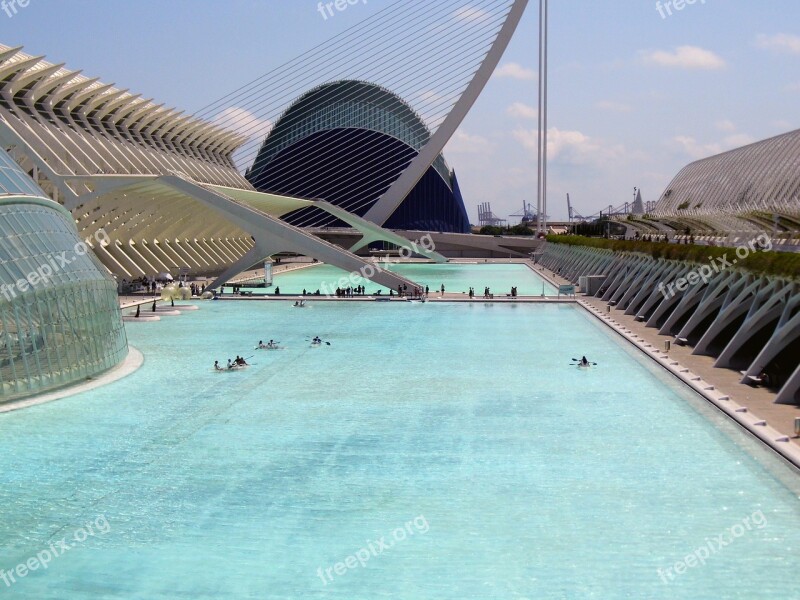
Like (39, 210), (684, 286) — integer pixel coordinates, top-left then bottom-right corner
(467, 287), (494, 299)
(394, 284), (428, 298)
(335, 285), (366, 297)
(465, 286), (518, 298)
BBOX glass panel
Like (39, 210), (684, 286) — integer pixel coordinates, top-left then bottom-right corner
(0, 151), (45, 197)
(0, 198), (128, 405)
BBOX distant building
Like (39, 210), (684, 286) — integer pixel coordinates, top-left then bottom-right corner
(631, 188), (645, 215)
(246, 81), (471, 233)
(651, 128), (800, 231)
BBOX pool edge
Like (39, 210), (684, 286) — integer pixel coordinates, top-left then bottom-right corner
(576, 300), (800, 471)
(0, 346), (145, 414)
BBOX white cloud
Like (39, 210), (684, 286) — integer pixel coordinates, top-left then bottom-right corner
(454, 6), (491, 23)
(596, 100), (631, 113)
(212, 107), (273, 140)
(547, 128), (622, 163)
(512, 127), (624, 165)
(547, 128), (594, 161)
(445, 129), (495, 155)
(715, 119), (736, 133)
(639, 46), (726, 70)
(754, 33), (800, 55)
(786, 82), (800, 92)
(672, 136), (715, 159)
(504, 167), (535, 186)
(511, 129), (538, 152)
(724, 133), (756, 147)
(495, 62), (536, 80)
(506, 102), (537, 120)
(411, 90), (450, 112)
(415, 90), (445, 102)
(672, 133), (755, 160)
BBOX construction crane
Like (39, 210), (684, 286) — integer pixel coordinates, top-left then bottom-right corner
(510, 200), (537, 225)
(567, 194), (587, 223)
(567, 193), (644, 222)
(477, 202), (506, 227)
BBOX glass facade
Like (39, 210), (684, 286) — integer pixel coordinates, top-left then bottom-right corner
(0, 195), (128, 404)
(0, 150), (46, 197)
(252, 82), (450, 180)
(247, 80), (471, 233)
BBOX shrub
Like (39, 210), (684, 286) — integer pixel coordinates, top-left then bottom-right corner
(545, 235), (800, 279)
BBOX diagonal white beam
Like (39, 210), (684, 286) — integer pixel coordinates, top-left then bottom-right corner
(363, 0), (529, 225)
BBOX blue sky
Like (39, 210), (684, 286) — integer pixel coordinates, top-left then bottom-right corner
(3, 0), (799, 222)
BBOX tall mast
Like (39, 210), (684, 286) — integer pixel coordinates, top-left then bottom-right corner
(536, 0), (548, 234)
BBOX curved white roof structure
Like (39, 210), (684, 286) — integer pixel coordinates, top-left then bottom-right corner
(0, 44), (442, 290)
(649, 129), (800, 234)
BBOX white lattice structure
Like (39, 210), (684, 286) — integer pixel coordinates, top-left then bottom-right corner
(645, 129), (800, 238)
(0, 44), (441, 290)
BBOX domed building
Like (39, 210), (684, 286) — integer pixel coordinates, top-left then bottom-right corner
(650, 128), (800, 232)
(246, 80), (471, 233)
(0, 151), (127, 403)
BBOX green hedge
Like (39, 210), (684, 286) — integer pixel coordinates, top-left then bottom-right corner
(546, 235), (800, 279)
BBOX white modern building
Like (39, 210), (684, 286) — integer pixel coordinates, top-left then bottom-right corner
(626, 129), (800, 239)
(0, 44), (443, 291)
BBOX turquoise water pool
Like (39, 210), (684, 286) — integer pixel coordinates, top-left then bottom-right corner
(1, 301), (799, 598)
(239, 262), (558, 296)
